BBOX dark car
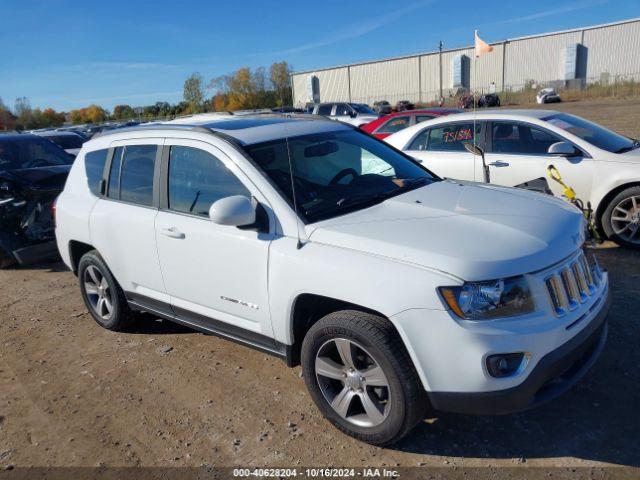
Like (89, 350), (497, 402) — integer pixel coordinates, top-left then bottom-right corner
(0, 134), (74, 267)
(373, 100), (392, 115)
(478, 93), (501, 108)
(395, 100), (415, 112)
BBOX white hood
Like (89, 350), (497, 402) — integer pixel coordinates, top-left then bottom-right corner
(307, 180), (584, 281)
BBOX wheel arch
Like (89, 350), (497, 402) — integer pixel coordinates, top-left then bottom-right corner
(68, 240), (96, 275)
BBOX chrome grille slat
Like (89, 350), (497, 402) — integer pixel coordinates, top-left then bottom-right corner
(545, 252), (598, 316)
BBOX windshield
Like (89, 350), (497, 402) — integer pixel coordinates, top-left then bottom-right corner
(351, 104), (377, 115)
(0, 135), (74, 171)
(243, 129), (436, 223)
(44, 134), (84, 150)
(543, 113), (638, 153)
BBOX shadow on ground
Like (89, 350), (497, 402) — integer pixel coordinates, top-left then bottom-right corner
(394, 246), (640, 467)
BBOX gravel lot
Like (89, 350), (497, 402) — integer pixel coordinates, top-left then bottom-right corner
(1, 99), (639, 475)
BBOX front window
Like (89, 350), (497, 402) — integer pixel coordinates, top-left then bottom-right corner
(491, 122), (562, 155)
(243, 129), (436, 223)
(0, 136), (73, 171)
(543, 113), (638, 154)
(351, 104), (376, 115)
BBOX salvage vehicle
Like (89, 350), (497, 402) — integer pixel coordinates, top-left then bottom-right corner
(385, 110), (640, 248)
(55, 116), (609, 445)
(373, 100), (392, 115)
(537, 88), (562, 104)
(312, 102), (379, 127)
(0, 133), (73, 267)
(361, 108), (462, 139)
(478, 93), (501, 108)
(35, 130), (87, 156)
(395, 100), (415, 112)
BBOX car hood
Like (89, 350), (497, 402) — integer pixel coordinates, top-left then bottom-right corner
(0, 165), (71, 192)
(307, 180), (584, 281)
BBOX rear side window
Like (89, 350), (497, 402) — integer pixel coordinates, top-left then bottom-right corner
(377, 116), (410, 134)
(167, 146), (250, 217)
(84, 149), (108, 196)
(409, 123), (480, 151)
(107, 145), (157, 206)
(335, 104), (350, 116)
(415, 115), (434, 124)
(491, 122), (561, 155)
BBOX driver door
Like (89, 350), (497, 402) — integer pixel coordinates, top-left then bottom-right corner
(154, 138), (276, 339)
(485, 121), (594, 202)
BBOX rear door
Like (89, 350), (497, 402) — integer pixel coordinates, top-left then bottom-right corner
(404, 121), (483, 181)
(89, 138), (168, 306)
(484, 120), (593, 200)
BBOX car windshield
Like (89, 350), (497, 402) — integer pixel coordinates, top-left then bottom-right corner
(243, 129), (437, 223)
(0, 136), (74, 171)
(543, 112), (638, 153)
(44, 134), (84, 150)
(352, 104), (376, 115)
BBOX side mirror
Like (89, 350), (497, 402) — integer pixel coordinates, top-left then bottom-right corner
(548, 141), (579, 157)
(349, 111), (357, 118)
(209, 196), (256, 227)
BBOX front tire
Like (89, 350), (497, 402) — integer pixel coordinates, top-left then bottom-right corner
(301, 310), (428, 446)
(78, 250), (133, 330)
(601, 186), (640, 249)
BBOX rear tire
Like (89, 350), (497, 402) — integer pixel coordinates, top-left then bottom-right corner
(601, 186), (640, 249)
(78, 250), (134, 330)
(301, 310), (428, 446)
(0, 248), (15, 269)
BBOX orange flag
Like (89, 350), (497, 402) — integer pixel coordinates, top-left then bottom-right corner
(475, 30), (493, 57)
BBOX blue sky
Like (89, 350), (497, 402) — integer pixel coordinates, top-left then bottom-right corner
(0, 0), (638, 112)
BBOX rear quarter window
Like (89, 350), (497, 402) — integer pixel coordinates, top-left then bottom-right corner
(84, 149), (109, 196)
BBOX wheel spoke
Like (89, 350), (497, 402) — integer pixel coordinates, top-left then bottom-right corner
(84, 283), (99, 295)
(315, 356), (346, 380)
(103, 296), (113, 315)
(359, 391), (385, 425)
(96, 297), (106, 317)
(331, 387), (355, 419)
(361, 365), (388, 388)
(614, 205), (629, 215)
(611, 215), (629, 222)
(334, 339), (355, 369)
(87, 266), (101, 285)
(100, 277), (108, 289)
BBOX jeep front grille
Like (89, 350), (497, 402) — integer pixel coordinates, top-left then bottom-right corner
(545, 252), (600, 316)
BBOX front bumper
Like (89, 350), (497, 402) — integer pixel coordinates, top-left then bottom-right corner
(427, 291), (610, 415)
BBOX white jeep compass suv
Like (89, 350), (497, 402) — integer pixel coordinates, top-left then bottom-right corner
(55, 116), (610, 445)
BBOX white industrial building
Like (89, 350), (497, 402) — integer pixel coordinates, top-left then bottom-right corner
(291, 17), (640, 106)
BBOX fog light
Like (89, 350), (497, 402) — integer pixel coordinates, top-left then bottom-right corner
(486, 353), (525, 378)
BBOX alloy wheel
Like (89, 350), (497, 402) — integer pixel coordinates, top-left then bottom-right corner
(83, 265), (114, 320)
(610, 195), (640, 244)
(315, 338), (391, 427)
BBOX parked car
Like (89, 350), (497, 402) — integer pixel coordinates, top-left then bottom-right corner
(55, 116), (609, 445)
(312, 102), (379, 127)
(373, 100), (392, 115)
(34, 130), (87, 156)
(385, 109), (640, 248)
(458, 94), (475, 109)
(478, 93), (501, 108)
(361, 108), (463, 139)
(0, 134), (74, 267)
(537, 88), (562, 104)
(395, 100), (415, 112)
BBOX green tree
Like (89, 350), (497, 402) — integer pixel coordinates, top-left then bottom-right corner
(269, 61), (292, 107)
(183, 72), (205, 113)
(113, 104), (134, 120)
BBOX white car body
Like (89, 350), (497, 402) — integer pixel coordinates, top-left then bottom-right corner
(385, 110), (640, 243)
(55, 116), (609, 420)
(313, 102), (379, 127)
(537, 88), (561, 104)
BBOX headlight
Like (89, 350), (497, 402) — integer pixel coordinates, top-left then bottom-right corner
(439, 276), (534, 320)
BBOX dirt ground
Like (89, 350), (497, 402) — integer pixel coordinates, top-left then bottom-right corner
(1, 98), (640, 475)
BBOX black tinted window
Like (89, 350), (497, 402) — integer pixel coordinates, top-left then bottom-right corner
(107, 147), (123, 198)
(117, 145), (156, 206)
(0, 135), (73, 171)
(415, 115), (434, 124)
(335, 104), (350, 116)
(84, 149), (108, 196)
(317, 105), (332, 115)
(168, 146), (250, 216)
(46, 134), (84, 150)
(491, 122), (561, 155)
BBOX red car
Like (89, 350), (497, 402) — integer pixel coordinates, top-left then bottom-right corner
(361, 108), (463, 139)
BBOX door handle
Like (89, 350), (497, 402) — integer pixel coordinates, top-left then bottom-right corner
(160, 227), (185, 239)
(488, 160), (509, 167)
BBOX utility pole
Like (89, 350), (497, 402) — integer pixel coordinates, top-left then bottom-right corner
(438, 40), (443, 105)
